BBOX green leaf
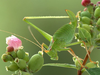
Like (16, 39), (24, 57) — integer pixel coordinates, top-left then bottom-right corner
(65, 9), (77, 28)
(43, 63), (77, 69)
(86, 68), (100, 75)
(79, 27), (91, 43)
(24, 19), (52, 42)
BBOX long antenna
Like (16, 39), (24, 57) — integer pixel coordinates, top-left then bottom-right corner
(28, 26), (42, 47)
(0, 29), (41, 49)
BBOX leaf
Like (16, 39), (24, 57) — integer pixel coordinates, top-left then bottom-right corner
(86, 68), (100, 75)
(79, 27), (91, 43)
(65, 9), (77, 29)
(43, 63), (77, 69)
(24, 19), (52, 42)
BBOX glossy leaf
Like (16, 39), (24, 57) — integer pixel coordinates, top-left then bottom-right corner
(79, 27), (91, 43)
(65, 9), (77, 28)
(43, 63), (76, 69)
(86, 68), (100, 75)
(24, 19), (52, 42)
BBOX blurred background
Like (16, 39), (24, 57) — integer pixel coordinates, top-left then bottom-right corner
(0, 0), (99, 75)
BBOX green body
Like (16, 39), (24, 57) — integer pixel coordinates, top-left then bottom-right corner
(47, 24), (75, 60)
(24, 10), (77, 60)
(46, 10), (77, 60)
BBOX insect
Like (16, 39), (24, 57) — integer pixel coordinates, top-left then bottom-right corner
(23, 10), (85, 67)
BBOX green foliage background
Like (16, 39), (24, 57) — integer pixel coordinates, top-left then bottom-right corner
(0, 0), (99, 75)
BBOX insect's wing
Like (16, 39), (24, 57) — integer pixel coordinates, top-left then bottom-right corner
(53, 23), (75, 50)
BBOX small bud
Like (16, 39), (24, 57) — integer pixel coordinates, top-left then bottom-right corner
(81, 0), (91, 7)
(23, 52), (29, 63)
(96, 18), (100, 25)
(6, 46), (14, 52)
(81, 17), (92, 25)
(87, 3), (95, 14)
(28, 53), (44, 73)
(1, 54), (13, 62)
(73, 57), (83, 70)
(85, 61), (99, 68)
(94, 7), (100, 18)
(17, 49), (25, 59)
(97, 1), (100, 6)
(84, 8), (87, 11)
(81, 11), (91, 18)
(7, 51), (17, 59)
(15, 58), (27, 70)
(82, 24), (93, 37)
(6, 62), (19, 71)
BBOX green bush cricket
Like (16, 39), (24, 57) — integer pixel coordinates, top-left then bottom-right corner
(23, 10), (84, 67)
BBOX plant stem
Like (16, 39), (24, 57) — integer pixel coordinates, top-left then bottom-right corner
(77, 51), (91, 75)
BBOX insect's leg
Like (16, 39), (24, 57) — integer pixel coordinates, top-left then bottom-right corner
(23, 18), (52, 42)
(41, 43), (49, 53)
(69, 48), (84, 68)
(60, 48), (84, 67)
(23, 16), (69, 20)
(82, 41), (96, 64)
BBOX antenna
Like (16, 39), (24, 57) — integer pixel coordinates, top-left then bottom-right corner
(0, 29), (41, 49)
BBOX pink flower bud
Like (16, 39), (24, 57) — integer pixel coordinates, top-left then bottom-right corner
(6, 35), (22, 50)
(81, 0), (91, 7)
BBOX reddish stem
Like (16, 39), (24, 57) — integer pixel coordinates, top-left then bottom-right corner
(77, 51), (91, 75)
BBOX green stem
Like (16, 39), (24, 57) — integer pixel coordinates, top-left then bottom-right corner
(66, 41), (82, 47)
(24, 16), (69, 19)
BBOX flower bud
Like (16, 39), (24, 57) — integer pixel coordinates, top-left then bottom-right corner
(96, 18), (100, 31)
(15, 58), (27, 70)
(87, 3), (95, 14)
(6, 35), (22, 50)
(17, 49), (25, 59)
(97, 1), (100, 6)
(6, 62), (19, 71)
(7, 51), (17, 59)
(85, 61), (99, 68)
(81, 11), (91, 18)
(1, 54), (13, 62)
(23, 52), (29, 63)
(28, 52), (44, 73)
(73, 57), (83, 70)
(96, 18), (100, 25)
(6, 46), (14, 52)
(81, 0), (91, 7)
(81, 17), (92, 25)
(94, 7), (100, 18)
(82, 24), (93, 37)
